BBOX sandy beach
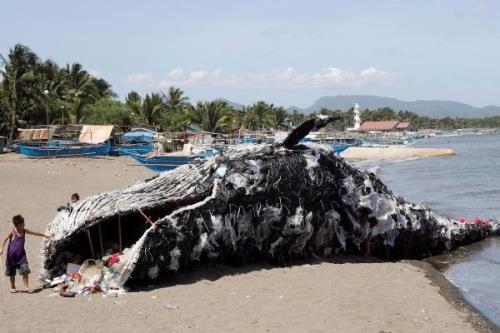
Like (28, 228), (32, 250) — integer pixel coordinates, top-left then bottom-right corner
(340, 146), (455, 160)
(0, 153), (487, 332)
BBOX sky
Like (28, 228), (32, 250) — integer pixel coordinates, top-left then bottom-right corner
(1, 0), (499, 108)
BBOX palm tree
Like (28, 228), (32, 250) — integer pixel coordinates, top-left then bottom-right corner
(0, 86), (7, 133)
(31, 60), (68, 125)
(160, 109), (191, 132)
(289, 110), (306, 128)
(241, 111), (259, 130)
(141, 93), (164, 126)
(126, 91), (163, 126)
(157, 86), (192, 131)
(246, 101), (274, 130)
(91, 77), (115, 99)
(0, 44), (39, 139)
(272, 106), (289, 130)
(163, 86), (189, 112)
(195, 100), (234, 133)
(62, 63), (99, 123)
(125, 91), (142, 114)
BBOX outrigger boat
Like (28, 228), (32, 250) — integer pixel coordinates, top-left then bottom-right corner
(128, 152), (200, 172)
(331, 142), (358, 154)
(128, 144), (219, 172)
(19, 142), (112, 158)
(18, 125), (114, 158)
(110, 142), (154, 156)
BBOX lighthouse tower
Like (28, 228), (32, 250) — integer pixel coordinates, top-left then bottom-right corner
(353, 103), (361, 130)
(346, 103), (362, 131)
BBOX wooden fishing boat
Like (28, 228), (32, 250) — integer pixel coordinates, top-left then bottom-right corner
(128, 144), (219, 172)
(110, 142), (154, 156)
(19, 142), (112, 158)
(331, 142), (357, 154)
(128, 152), (201, 172)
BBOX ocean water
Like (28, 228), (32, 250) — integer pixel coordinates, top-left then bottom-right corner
(374, 135), (500, 326)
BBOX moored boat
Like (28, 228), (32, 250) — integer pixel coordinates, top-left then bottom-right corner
(19, 142), (112, 158)
(128, 152), (200, 172)
(331, 142), (358, 154)
(110, 142), (154, 156)
(128, 144), (219, 172)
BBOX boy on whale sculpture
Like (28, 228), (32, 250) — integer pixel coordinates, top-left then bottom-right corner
(40, 116), (499, 287)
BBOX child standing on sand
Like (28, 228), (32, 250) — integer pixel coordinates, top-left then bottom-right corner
(0, 215), (49, 293)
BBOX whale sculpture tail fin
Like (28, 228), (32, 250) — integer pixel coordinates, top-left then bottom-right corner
(282, 115), (342, 149)
(490, 219), (500, 235)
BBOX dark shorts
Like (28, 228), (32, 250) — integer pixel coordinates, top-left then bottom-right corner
(5, 261), (30, 276)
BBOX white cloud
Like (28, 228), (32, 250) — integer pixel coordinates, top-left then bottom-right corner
(361, 67), (386, 77)
(126, 66), (389, 89)
(167, 68), (184, 79)
(123, 73), (153, 84)
(190, 70), (209, 80)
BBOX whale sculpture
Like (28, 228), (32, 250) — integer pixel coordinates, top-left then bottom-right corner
(40, 117), (499, 287)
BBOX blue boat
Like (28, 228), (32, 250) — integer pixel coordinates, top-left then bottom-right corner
(331, 139), (361, 154)
(123, 129), (159, 143)
(110, 142), (154, 156)
(331, 143), (355, 154)
(128, 153), (200, 172)
(129, 149), (219, 172)
(19, 142), (112, 158)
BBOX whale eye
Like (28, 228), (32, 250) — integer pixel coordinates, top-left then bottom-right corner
(289, 224), (296, 230)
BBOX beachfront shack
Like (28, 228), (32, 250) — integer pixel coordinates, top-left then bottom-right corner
(358, 120), (411, 133)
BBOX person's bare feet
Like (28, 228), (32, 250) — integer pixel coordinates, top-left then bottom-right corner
(25, 289), (32, 294)
(10, 288), (17, 293)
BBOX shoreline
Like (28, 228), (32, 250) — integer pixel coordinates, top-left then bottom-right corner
(409, 260), (499, 333)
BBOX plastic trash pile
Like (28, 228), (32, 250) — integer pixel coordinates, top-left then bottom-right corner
(44, 249), (130, 298)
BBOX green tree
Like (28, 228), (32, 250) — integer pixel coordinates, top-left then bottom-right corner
(195, 100), (235, 133)
(289, 109), (306, 128)
(159, 86), (192, 131)
(163, 86), (189, 112)
(0, 85), (7, 134)
(271, 106), (289, 130)
(245, 101), (274, 130)
(81, 98), (132, 125)
(31, 59), (68, 125)
(241, 111), (259, 130)
(126, 92), (163, 126)
(0, 44), (39, 139)
(62, 63), (113, 124)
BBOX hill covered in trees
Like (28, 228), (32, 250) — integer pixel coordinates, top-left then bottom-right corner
(2, 44), (500, 139)
(287, 95), (500, 118)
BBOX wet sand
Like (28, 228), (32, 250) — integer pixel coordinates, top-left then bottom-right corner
(0, 153), (485, 332)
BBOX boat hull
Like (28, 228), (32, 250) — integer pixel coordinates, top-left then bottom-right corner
(110, 143), (154, 156)
(128, 153), (198, 172)
(19, 142), (111, 158)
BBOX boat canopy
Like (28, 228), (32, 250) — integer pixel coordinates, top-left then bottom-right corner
(123, 129), (157, 143)
(17, 128), (52, 141)
(79, 125), (114, 144)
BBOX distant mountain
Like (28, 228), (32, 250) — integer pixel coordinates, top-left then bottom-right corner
(219, 98), (244, 110)
(287, 95), (500, 118)
(221, 95), (500, 118)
